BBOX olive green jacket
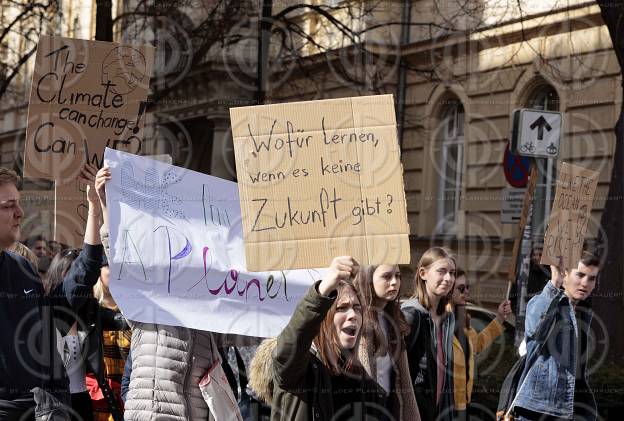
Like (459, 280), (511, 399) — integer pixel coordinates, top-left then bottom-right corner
(271, 282), (386, 421)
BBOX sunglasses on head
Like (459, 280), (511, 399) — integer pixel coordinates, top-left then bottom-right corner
(62, 249), (80, 258)
(456, 284), (470, 293)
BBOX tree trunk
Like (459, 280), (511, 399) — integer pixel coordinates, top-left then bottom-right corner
(95, 0), (113, 41)
(595, 0), (624, 362)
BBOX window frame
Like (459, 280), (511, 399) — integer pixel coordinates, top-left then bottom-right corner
(436, 100), (465, 235)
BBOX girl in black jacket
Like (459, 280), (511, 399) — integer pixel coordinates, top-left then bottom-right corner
(401, 247), (457, 421)
(354, 264), (420, 420)
(42, 175), (108, 421)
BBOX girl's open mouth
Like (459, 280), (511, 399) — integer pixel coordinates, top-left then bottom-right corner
(342, 326), (357, 337)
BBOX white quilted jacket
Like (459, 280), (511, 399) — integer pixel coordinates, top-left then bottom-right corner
(124, 323), (216, 421)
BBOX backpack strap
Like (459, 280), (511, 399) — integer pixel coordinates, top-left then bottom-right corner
(504, 296), (560, 418)
(219, 347), (239, 400)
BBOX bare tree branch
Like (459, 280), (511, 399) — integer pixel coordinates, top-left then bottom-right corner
(0, 44), (36, 100)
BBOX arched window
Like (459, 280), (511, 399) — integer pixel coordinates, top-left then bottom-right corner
(437, 99), (465, 234)
(526, 85), (559, 238)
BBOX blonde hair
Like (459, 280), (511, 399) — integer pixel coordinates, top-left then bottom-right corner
(8, 242), (38, 271)
(411, 247), (456, 316)
(0, 168), (19, 187)
(93, 278), (118, 311)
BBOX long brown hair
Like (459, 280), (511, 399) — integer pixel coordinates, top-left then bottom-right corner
(355, 265), (410, 357)
(313, 281), (363, 376)
(411, 246), (456, 316)
(44, 248), (79, 296)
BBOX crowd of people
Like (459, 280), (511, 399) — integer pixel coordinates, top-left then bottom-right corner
(0, 164), (601, 421)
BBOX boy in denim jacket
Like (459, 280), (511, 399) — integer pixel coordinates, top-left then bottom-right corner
(514, 251), (600, 421)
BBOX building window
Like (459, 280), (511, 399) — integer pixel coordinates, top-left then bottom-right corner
(526, 85), (559, 238)
(437, 100), (464, 234)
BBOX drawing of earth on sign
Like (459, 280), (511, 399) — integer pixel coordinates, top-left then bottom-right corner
(101, 47), (147, 95)
(120, 161), (186, 219)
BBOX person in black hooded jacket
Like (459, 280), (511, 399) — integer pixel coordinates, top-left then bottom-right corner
(0, 167), (103, 421)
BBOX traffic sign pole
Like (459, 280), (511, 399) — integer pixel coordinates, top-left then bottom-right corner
(506, 162), (538, 347)
(507, 108), (562, 347)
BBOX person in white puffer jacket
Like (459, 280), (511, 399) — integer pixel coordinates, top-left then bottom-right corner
(92, 165), (258, 421)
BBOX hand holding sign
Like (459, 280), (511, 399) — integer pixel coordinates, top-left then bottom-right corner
(549, 256), (566, 289)
(319, 256), (359, 296)
(78, 164), (99, 205)
(95, 165), (111, 208)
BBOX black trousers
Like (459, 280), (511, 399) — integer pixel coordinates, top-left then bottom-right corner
(69, 391), (93, 421)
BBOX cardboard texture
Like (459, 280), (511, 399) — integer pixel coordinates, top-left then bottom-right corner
(23, 35), (154, 247)
(230, 95), (410, 271)
(541, 162), (599, 269)
(54, 180), (90, 247)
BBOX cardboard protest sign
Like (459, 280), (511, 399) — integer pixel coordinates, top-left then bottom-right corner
(230, 95), (410, 271)
(23, 35), (154, 246)
(105, 148), (322, 337)
(54, 181), (89, 246)
(541, 162), (599, 269)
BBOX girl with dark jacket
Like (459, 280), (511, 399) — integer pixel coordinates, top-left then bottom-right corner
(401, 247), (457, 421)
(271, 256), (387, 421)
(354, 264), (420, 420)
(42, 179), (104, 421)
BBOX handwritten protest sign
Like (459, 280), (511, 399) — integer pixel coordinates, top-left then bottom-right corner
(541, 162), (599, 269)
(105, 148), (322, 337)
(230, 95), (410, 271)
(24, 35), (154, 246)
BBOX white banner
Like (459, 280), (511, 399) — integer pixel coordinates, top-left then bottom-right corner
(105, 148), (323, 338)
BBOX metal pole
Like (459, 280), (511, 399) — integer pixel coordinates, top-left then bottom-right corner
(256, 0), (273, 105)
(396, 0), (412, 150)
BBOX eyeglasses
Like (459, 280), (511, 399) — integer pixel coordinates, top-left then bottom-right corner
(456, 284), (470, 293)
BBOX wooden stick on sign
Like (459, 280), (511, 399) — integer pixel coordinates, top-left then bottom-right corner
(506, 162), (538, 300)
